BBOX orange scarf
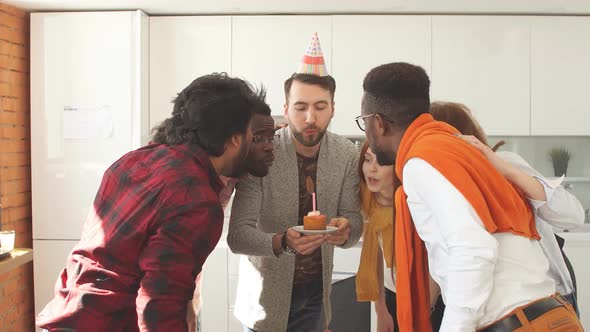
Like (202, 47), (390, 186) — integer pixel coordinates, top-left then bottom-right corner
(394, 114), (539, 332)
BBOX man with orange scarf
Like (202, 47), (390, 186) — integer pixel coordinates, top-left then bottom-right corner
(355, 62), (582, 332)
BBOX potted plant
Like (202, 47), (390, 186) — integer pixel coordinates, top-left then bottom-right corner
(548, 147), (571, 177)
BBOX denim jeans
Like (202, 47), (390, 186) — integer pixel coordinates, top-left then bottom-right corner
(243, 278), (324, 332)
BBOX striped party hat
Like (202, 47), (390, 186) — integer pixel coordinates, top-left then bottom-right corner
(296, 32), (328, 76)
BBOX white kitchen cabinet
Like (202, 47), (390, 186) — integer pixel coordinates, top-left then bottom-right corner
(560, 233), (590, 328)
(531, 17), (590, 136)
(333, 245), (362, 276)
(331, 16), (432, 136)
(149, 16), (232, 129)
(31, 11), (149, 332)
(201, 245), (229, 332)
(228, 309), (243, 332)
(31, 10), (149, 240)
(431, 16), (531, 136)
(33, 240), (78, 332)
(228, 251), (240, 279)
(227, 275), (242, 331)
(231, 16), (332, 115)
(228, 275), (239, 310)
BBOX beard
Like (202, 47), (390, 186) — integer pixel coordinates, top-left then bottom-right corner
(291, 125), (326, 147)
(227, 140), (250, 178)
(370, 142), (395, 166)
(248, 164), (269, 178)
(246, 155), (271, 177)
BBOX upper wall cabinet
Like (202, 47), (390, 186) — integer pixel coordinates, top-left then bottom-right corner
(149, 16), (232, 129)
(30, 11), (149, 239)
(431, 16), (531, 136)
(331, 16), (432, 137)
(531, 17), (590, 136)
(231, 16), (332, 115)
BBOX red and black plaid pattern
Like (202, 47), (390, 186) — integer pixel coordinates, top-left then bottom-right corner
(37, 143), (224, 332)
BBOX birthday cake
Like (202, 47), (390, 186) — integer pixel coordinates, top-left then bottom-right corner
(303, 210), (327, 230)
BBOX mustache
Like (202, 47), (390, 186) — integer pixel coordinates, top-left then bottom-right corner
(304, 125), (320, 130)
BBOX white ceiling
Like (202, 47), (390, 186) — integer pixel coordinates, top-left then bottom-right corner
(3, 0), (590, 15)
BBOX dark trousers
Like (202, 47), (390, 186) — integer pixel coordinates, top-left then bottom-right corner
(384, 289), (445, 332)
(244, 278), (324, 332)
(287, 279), (324, 332)
(384, 288), (399, 332)
(430, 296), (445, 332)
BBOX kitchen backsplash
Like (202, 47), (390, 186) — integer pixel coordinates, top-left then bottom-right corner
(490, 136), (590, 225)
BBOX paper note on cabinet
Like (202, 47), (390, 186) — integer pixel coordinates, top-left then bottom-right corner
(63, 105), (113, 139)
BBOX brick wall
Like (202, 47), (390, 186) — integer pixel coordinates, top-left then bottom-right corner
(0, 3), (34, 332)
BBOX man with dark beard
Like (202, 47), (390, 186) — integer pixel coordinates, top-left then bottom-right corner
(37, 73), (266, 332)
(187, 93), (277, 332)
(228, 33), (363, 332)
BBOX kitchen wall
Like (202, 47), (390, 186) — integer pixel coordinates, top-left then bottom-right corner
(0, 2), (34, 331)
(149, 15), (590, 330)
(17, 10), (590, 331)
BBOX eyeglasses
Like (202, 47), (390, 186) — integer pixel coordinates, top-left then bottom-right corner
(252, 134), (279, 146)
(354, 114), (377, 132)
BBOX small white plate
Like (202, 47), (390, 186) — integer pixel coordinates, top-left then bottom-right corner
(291, 225), (338, 235)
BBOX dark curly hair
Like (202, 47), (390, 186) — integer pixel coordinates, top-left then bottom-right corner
(151, 73), (268, 156)
(362, 62), (430, 128)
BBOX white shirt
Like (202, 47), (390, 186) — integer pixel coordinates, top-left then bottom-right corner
(497, 151), (585, 296)
(403, 158), (555, 331)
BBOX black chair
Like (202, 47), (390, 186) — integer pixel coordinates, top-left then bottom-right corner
(555, 234), (579, 316)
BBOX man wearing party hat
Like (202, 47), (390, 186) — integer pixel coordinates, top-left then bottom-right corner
(228, 33), (363, 331)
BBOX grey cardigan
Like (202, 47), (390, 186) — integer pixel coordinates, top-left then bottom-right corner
(227, 127), (362, 331)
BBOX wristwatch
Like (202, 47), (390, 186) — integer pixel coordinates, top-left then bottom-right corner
(281, 231), (297, 255)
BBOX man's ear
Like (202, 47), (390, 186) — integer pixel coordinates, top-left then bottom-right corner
(375, 114), (389, 136)
(330, 101), (335, 119)
(227, 132), (243, 152)
(283, 103), (289, 121)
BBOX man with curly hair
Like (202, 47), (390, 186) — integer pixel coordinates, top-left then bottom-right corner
(37, 73), (268, 332)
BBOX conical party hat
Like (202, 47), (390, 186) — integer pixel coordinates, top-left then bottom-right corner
(296, 32), (329, 76)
